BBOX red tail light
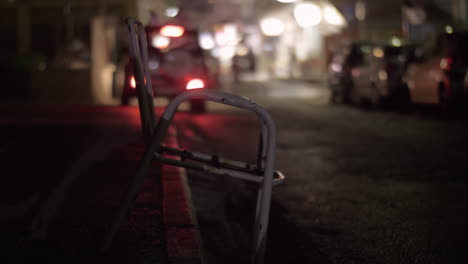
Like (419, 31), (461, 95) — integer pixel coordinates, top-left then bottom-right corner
(130, 76), (136, 89)
(186, 78), (205, 89)
(160, 25), (185, 37)
(130, 75), (147, 89)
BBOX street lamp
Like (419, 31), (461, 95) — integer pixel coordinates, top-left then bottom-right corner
(165, 6), (179, 18)
(260, 17), (285, 36)
(323, 5), (345, 26)
(294, 2), (322, 28)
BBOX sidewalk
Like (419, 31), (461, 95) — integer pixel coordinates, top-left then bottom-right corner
(0, 106), (203, 264)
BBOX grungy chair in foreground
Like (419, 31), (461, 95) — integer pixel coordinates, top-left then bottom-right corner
(102, 17), (285, 264)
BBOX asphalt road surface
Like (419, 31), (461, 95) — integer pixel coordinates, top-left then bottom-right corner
(0, 107), (167, 264)
(2, 79), (467, 264)
(177, 79), (468, 264)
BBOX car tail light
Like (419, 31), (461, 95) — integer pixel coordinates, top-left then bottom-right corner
(160, 25), (184, 37)
(130, 75), (147, 89)
(186, 78), (205, 89)
(130, 76), (136, 89)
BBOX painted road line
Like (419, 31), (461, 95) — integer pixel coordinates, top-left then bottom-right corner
(162, 125), (204, 264)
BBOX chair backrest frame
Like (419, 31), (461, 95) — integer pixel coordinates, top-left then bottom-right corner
(122, 17), (284, 264)
(126, 17), (156, 143)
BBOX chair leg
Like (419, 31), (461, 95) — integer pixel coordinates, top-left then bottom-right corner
(100, 144), (156, 251)
(251, 186), (268, 264)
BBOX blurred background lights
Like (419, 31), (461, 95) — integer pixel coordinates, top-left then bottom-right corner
(210, 47), (220, 58)
(160, 25), (184, 37)
(391, 37), (402, 47)
(373, 47), (384, 58)
(152, 35), (170, 49)
(323, 6), (345, 26)
(199, 32), (215, 50)
(236, 44), (249, 56)
(330, 63), (342, 73)
(378, 70), (388, 81)
(223, 24), (239, 45)
(445, 25), (453, 34)
(148, 60), (159, 70)
(294, 3), (322, 28)
(219, 46), (236, 58)
(214, 24), (238, 46)
(260, 17), (285, 36)
(355, 1), (366, 21)
(276, 0), (297, 3)
(165, 6), (179, 17)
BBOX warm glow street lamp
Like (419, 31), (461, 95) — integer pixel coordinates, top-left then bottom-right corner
(294, 2), (322, 28)
(260, 17), (285, 36)
(323, 5), (346, 26)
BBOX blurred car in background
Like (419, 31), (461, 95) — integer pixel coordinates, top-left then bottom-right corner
(122, 24), (218, 112)
(347, 42), (419, 107)
(232, 43), (256, 82)
(402, 31), (468, 112)
(327, 41), (375, 104)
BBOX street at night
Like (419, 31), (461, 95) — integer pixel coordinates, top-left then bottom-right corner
(3, 0), (468, 263)
(163, 79), (468, 264)
(1, 78), (468, 263)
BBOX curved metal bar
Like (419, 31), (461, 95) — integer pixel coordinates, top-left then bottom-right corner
(154, 89), (277, 264)
(110, 18), (283, 264)
(125, 18), (155, 142)
(137, 22), (157, 127)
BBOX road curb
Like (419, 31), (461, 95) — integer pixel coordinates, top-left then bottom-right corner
(162, 126), (205, 264)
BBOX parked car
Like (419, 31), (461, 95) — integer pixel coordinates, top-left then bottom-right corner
(348, 43), (419, 107)
(327, 41), (374, 104)
(402, 31), (468, 112)
(232, 44), (256, 82)
(121, 24), (219, 112)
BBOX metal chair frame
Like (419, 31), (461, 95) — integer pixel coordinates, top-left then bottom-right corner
(102, 17), (285, 264)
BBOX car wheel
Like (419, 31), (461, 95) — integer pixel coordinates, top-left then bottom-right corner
(190, 99), (206, 113)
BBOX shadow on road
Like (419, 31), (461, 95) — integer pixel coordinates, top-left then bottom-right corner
(189, 179), (332, 264)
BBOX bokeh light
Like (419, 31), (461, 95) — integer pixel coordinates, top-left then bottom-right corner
(260, 17), (285, 36)
(294, 3), (322, 28)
